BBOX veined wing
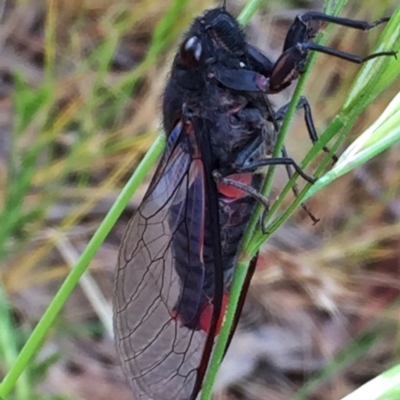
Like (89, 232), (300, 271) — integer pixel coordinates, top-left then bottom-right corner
(114, 121), (215, 400)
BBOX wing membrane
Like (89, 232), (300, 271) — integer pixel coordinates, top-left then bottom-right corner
(114, 122), (210, 400)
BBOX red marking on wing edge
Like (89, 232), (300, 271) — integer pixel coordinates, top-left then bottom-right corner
(199, 294), (229, 334)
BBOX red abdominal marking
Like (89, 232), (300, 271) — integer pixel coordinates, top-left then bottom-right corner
(217, 173), (252, 198)
(199, 293), (230, 333)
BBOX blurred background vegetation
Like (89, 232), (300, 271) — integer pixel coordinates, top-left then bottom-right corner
(0, 0), (399, 399)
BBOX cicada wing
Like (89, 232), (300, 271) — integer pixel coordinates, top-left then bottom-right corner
(114, 122), (209, 400)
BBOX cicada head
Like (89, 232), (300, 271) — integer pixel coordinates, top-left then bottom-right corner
(180, 8), (246, 68)
(163, 7), (247, 133)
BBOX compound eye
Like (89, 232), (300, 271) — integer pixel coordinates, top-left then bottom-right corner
(180, 36), (202, 67)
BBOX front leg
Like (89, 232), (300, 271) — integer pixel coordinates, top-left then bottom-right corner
(210, 43), (276, 92)
(211, 67), (270, 92)
(283, 12), (390, 51)
(269, 12), (395, 92)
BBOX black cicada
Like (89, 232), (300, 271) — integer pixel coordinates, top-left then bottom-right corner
(114, 5), (392, 400)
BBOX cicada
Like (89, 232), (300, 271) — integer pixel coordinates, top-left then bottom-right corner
(114, 5), (392, 400)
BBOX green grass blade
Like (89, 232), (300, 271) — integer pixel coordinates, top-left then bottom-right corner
(340, 364), (400, 400)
